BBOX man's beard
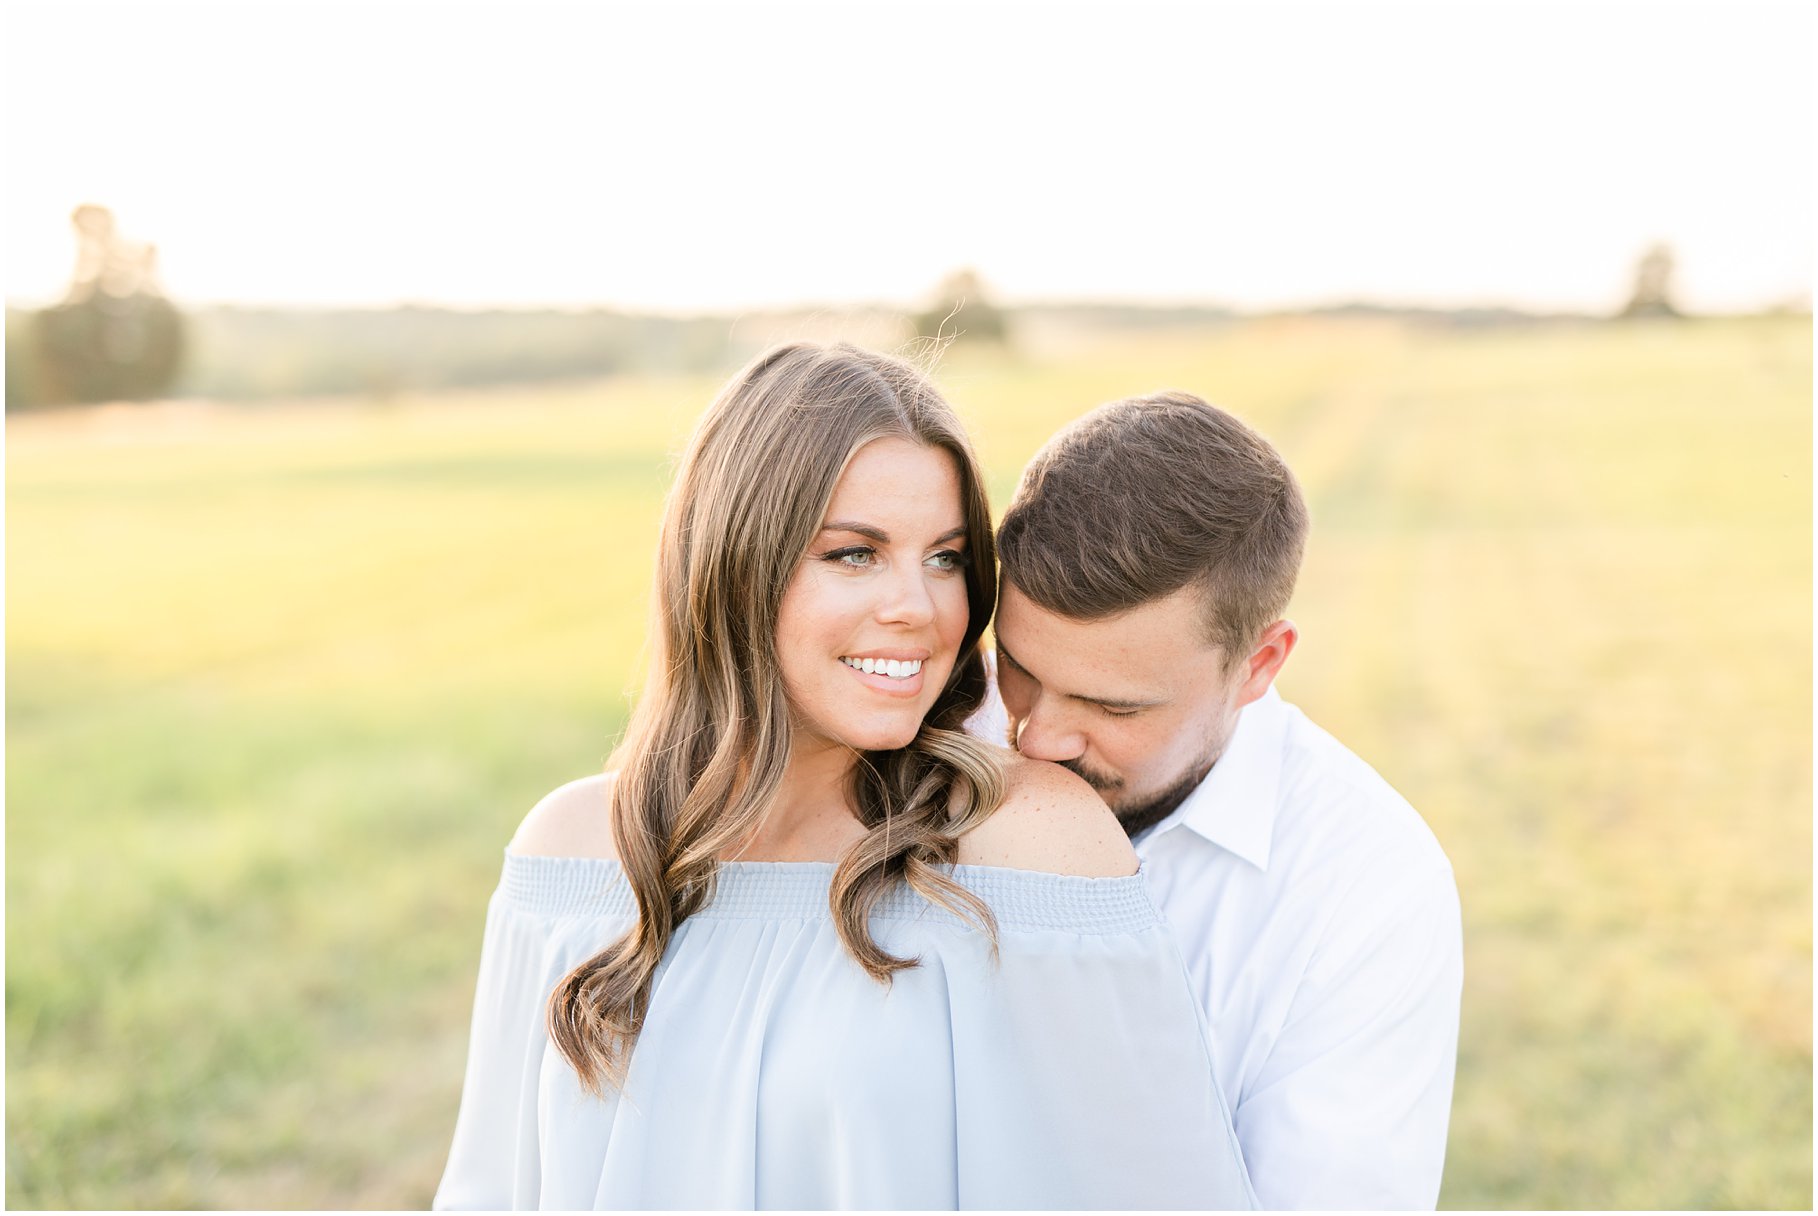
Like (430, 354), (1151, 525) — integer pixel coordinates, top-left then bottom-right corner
(1057, 754), (1217, 840)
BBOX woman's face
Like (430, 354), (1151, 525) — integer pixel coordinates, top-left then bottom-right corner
(776, 437), (973, 756)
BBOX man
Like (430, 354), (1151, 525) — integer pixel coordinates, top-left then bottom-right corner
(976, 391), (1462, 1209)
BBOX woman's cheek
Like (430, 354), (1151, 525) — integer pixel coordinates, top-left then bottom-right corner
(936, 579), (971, 646)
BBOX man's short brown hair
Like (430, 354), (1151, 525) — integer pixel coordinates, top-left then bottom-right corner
(996, 391), (1309, 658)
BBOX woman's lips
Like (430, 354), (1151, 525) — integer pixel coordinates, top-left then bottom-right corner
(838, 656), (928, 698)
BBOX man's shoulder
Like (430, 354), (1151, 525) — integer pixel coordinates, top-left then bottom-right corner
(1159, 695), (1460, 979)
(1272, 697), (1454, 876)
(1154, 694), (1451, 891)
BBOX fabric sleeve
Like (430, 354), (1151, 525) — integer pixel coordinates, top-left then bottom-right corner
(1236, 862), (1464, 1209)
(940, 909), (1258, 1210)
(962, 651), (1011, 747)
(432, 890), (566, 1211)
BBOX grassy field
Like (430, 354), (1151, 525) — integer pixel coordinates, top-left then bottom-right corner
(6, 316), (1811, 1208)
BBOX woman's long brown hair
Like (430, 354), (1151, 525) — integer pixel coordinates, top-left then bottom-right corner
(548, 343), (1004, 1094)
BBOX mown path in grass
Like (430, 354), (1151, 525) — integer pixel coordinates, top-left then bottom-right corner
(7, 318), (1809, 1208)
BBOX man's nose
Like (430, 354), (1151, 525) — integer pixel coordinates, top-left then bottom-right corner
(1012, 701), (1086, 763)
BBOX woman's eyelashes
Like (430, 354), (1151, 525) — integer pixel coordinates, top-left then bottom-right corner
(817, 545), (969, 572)
(822, 545), (876, 569)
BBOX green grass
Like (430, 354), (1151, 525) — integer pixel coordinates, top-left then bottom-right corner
(7, 317), (1811, 1208)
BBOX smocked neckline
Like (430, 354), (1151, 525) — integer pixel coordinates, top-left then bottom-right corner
(496, 850), (1160, 935)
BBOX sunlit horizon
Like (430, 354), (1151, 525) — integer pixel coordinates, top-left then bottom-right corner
(5, 1), (1812, 315)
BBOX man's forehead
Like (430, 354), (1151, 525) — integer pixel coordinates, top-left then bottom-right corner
(997, 584), (1221, 688)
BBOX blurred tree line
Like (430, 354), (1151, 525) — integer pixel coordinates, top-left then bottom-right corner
(5, 296), (772, 409)
(170, 307), (741, 400)
(5, 245), (1019, 408)
(8, 220), (1737, 412)
(6, 296), (993, 409)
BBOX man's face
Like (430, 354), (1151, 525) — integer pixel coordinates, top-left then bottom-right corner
(994, 581), (1248, 835)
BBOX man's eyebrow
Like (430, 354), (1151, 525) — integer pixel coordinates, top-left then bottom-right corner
(821, 521), (967, 545)
(996, 640), (1033, 676)
(996, 640), (1162, 711)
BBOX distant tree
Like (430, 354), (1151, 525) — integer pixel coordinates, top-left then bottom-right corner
(5, 308), (47, 407)
(913, 268), (1009, 345)
(1620, 243), (1680, 319)
(22, 205), (186, 407)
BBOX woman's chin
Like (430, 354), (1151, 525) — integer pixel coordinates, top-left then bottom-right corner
(838, 713), (926, 754)
(795, 679), (954, 754)
(852, 727), (921, 753)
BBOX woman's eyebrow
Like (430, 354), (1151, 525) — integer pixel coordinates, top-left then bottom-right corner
(821, 521), (889, 542)
(820, 522), (968, 544)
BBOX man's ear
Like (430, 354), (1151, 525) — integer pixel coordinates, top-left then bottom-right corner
(1234, 619), (1297, 708)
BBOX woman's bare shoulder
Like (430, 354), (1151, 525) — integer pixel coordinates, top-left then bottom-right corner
(954, 750), (1137, 878)
(507, 772), (619, 861)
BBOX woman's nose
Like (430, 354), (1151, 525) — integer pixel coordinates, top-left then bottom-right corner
(876, 565), (937, 627)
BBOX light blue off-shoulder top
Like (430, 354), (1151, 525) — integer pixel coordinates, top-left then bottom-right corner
(434, 853), (1256, 1210)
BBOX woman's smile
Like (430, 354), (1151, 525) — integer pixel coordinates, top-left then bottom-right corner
(838, 652), (929, 695)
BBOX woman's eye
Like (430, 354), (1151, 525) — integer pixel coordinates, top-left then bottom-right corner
(824, 546), (875, 568)
(926, 549), (969, 572)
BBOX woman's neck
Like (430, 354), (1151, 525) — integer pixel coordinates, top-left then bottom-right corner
(722, 736), (868, 863)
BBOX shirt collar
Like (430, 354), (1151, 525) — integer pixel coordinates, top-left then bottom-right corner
(1134, 684), (1288, 871)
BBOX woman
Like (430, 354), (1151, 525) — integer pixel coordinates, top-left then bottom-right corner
(434, 343), (1255, 1209)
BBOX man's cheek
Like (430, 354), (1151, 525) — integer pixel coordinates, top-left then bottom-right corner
(1108, 726), (1157, 780)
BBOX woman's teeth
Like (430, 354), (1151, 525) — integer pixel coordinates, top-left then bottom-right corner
(840, 656), (923, 679)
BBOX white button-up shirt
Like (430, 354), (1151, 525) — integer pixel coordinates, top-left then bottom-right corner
(970, 680), (1462, 1209)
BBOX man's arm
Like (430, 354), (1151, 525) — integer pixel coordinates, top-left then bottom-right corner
(1234, 861), (1463, 1209)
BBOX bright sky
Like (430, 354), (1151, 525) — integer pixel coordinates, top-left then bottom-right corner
(4, 0), (1811, 313)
